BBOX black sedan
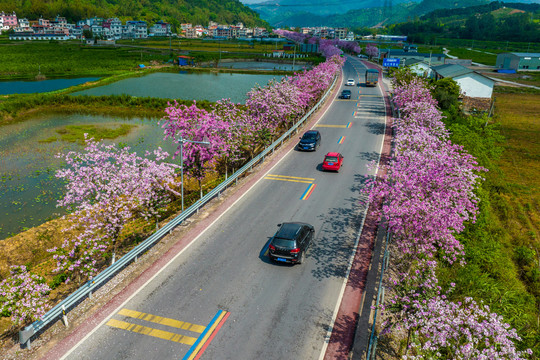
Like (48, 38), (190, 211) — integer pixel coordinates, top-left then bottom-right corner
(340, 89), (352, 99)
(268, 222), (315, 264)
(297, 130), (321, 151)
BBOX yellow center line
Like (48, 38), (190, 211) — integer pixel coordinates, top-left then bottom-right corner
(266, 174), (315, 181)
(106, 319), (198, 345)
(117, 309), (205, 333)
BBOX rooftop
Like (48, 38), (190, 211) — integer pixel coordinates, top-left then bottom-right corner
(432, 64), (473, 78)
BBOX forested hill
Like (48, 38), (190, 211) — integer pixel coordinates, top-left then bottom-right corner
(421, 1), (540, 21)
(0, 0), (269, 28)
(388, 1), (540, 43)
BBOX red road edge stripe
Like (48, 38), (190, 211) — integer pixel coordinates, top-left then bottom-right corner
(323, 59), (393, 360)
(193, 311), (231, 360)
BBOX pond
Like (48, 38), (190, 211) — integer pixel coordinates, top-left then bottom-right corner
(0, 70), (289, 239)
(70, 72), (284, 103)
(0, 77), (100, 95)
(0, 114), (177, 240)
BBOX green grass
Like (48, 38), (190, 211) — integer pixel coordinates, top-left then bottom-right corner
(444, 47), (497, 65)
(117, 37), (291, 54)
(0, 41), (173, 80)
(437, 93), (540, 355)
(424, 38), (540, 54)
(0, 39), (322, 81)
(54, 124), (137, 143)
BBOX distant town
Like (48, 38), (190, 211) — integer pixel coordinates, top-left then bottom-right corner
(1, 11), (362, 42)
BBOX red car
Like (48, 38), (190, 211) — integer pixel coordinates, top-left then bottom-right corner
(322, 152), (344, 172)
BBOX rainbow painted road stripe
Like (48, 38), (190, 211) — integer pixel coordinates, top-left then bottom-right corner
(338, 136), (346, 144)
(183, 309), (230, 360)
(300, 183), (317, 200)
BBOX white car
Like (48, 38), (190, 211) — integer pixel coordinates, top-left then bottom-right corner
(346, 79), (355, 86)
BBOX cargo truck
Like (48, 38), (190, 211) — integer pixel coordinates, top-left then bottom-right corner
(365, 69), (379, 87)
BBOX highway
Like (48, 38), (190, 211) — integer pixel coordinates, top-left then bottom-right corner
(60, 55), (387, 360)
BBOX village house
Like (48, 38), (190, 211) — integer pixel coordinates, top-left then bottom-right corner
(496, 52), (540, 71)
(0, 11), (17, 28)
(431, 63), (496, 111)
(149, 21), (171, 37)
(432, 64), (495, 99)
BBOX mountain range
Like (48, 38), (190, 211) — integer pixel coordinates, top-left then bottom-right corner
(242, 0), (540, 27)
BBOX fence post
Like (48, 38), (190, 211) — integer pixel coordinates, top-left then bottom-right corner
(62, 305), (69, 327)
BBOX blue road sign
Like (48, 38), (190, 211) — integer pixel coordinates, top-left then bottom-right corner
(383, 58), (400, 67)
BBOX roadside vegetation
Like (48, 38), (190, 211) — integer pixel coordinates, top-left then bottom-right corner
(0, 40), (174, 80)
(0, 38), (322, 82)
(376, 68), (540, 357)
(439, 90), (540, 355)
(0, 55), (343, 346)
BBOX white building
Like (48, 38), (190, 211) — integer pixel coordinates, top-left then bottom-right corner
(432, 64), (495, 99)
(149, 21), (171, 37)
(103, 18), (122, 39)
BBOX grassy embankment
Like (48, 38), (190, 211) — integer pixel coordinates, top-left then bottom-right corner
(435, 88), (540, 355)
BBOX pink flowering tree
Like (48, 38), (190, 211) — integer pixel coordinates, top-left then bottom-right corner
(402, 297), (532, 359)
(366, 75), (530, 357)
(162, 101), (233, 195)
(274, 30), (361, 58)
(246, 77), (309, 139)
(163, 54), (343, 169)
(366, 81), (485, 264)
(210, 99), (252, 175)
(51, 136), (180, 282)
(365, 44), (379, 58)
(0, 265), (51, 325)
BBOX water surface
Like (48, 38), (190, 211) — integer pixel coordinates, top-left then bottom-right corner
(71, 72), (284, 103)
(0, 77), (99, 95)
(0, 114), (176, 240)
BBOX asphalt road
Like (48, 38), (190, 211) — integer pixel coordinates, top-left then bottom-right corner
(61, 56), (387, 360)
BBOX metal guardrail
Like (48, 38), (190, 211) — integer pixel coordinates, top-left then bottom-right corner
(366, 231), (391, 359)
(19, 75), (338, 348)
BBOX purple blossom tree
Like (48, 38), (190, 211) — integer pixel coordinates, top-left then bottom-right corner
(365, 44), (379, 58)
(51, 136), (180, 282)
(365, 76), (530, 358)
(0, 265), (51, 325)
(403, 297), (532, 359)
